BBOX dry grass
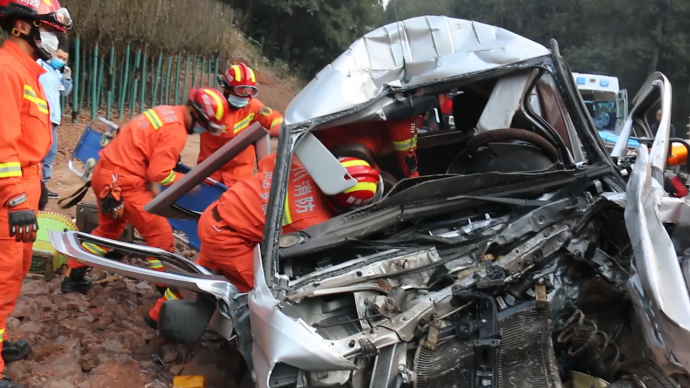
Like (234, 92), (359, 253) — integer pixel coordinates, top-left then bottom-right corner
(61, 0), (242, 56)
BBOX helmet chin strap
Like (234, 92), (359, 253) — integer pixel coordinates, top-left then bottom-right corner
(17, 22), (51, 61)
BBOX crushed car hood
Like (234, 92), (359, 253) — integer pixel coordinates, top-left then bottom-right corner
(283, 15), (550, 126)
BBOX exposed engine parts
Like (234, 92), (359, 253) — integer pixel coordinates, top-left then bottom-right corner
(267, 187), (640, 388)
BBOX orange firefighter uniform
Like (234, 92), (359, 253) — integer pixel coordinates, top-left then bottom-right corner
(67, 106), (189, 274)
(315, 118), (419, 178)
(197, 99), (283, 187)
(146, 153), (333, 323)
(0, 40), (52, 373)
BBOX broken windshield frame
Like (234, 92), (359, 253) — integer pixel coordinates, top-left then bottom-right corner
(260, 54), (618, 292)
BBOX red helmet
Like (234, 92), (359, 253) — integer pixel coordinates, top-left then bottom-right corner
(0, 0), (72, 32)
(218, 63), (258, 98)
(330, 157), (381, 209)
(187, 88), (229, 136)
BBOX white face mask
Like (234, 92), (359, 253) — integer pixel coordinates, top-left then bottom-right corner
(227, 94), (249, 109)
(39, 31), (59, 55)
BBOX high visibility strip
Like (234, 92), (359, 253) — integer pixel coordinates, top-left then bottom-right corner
(81, 241), (107, 256)
(143, 109), (163, 130)
(23, 85), (49, 114)
(231, 65), (241, 82)
(0, 162), (21, 178)
(343, 181), (377, 194)
(0, 328), (5, 342)
(157, 170), (176, 186)
(233, 113), (255, 134)
(270, 117), (283, 129)
(341, 159), (371, 168)
(164, 288), (179, 300)
(148, 258), (164, 270)
(282, 190), (292, 227)
(203, 89), (224, 120)
(247, 67), (256, 83)
(392, 135), (418, 151)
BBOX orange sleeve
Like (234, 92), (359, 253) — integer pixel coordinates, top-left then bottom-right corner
(386, 118), (419, 178)
(0, 66), (27, 205)
(147, 125), (186, 186)
(253, 102), (284, 137)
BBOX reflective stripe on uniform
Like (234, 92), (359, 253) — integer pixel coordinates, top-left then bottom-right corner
(157, 170), (176, 185)
(233, 113), (255, 134)
(23, 85), (49, 114)
(81, 241), (108, 256)
(143, 109), (163, 130)
(343, 182), (377, 195)
(0, 162), (22, 178)
(340, 159), (371, 168)
(392, 135), (418, 151)
(0, 328), (5, 343)
(148, 258), (164, 270)
(270, 117), (283, 129)
(164, 288), (178, 300)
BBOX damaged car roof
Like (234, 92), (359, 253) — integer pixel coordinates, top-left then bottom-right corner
(284, 15), (551, 126)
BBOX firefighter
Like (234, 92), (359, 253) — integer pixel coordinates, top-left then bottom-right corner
(197, 63), (284, 187)
(145, 154), (380, 328)
(315, 118), (420, 178)
(61, 88), (231, 295)
(0, 0), (72, 386)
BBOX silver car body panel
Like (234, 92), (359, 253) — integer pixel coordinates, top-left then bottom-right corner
(284, 15), (550, 126)
(622, 73), (690, 375)
(249, 247), (357, 388)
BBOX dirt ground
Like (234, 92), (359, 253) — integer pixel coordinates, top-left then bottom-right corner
(5, 67), (296, 388)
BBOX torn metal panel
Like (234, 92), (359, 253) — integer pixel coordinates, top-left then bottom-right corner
(625, 144), (690, 375)
(284, 16), (550, 126)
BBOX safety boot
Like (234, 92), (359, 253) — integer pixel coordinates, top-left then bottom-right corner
(144, 313), (158, 330)
(60, 267), (93, 294)
(1, 339), (30, 362)
(0, 375), (21, 388)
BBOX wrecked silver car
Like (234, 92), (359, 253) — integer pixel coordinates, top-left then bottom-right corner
(49, 15), (689, 388)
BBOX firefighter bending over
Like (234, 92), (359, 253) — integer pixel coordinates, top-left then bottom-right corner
(61, 88), (232, 295)
(145, 154), (380, 328)
(315, 118), (420, 178)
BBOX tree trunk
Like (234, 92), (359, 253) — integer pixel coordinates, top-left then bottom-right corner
(647, 12), (664, 75)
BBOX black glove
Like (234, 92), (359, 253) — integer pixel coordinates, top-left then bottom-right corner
(39, 180), (48, 210)
(7, 194), (38, 243)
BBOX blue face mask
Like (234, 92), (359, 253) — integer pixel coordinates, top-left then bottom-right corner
(49, 58), (65, 69)
(226, 94), (249, 109)
(192, 124), (207, 134)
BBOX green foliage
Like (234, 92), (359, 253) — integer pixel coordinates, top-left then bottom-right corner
(383, 0), (690, 129)
(225, 0), (384, 77)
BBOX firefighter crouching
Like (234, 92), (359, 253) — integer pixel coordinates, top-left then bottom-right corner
(61, 88), (232, 295)
(0, 0), (72, 386)
(145, 154), (380, 328)
(315, 118), (420, 178)
(197, 63), (284, 187)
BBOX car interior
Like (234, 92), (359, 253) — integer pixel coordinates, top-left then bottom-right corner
(310, 67), (584, 199)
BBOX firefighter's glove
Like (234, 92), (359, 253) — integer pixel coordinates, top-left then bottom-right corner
(7, 194), (37, 243)
(39, 180), (48, 210)
(99, 184), (124, 219)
